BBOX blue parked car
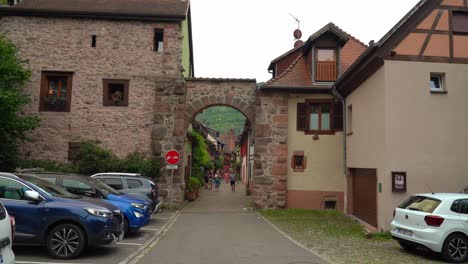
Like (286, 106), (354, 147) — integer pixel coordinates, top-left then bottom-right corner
(30, 172), (152, 234)
(0, 172), (123, 259)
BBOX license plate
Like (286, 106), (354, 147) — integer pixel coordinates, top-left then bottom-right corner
(397, 228), (413, 237)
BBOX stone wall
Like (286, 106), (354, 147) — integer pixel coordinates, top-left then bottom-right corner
(0, 16), (185, 162)
(253, 92), (289, 208)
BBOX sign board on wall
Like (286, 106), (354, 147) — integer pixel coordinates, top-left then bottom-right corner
(392, 171), (407, 192)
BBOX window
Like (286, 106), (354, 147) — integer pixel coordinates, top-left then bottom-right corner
(453, 12), (468, 34)
(347, 105), (353, 135)
(315, 48), (337, 82)
(0, 203), (5, 221)
(0, 178), (30, 200)
(291, 151), (306, 172)
(42, 178), (57, 184)
(297, 100), (343, 135)
(103, 79), (129, 106)
(40, 72), (73, 112)
(62, 179), (94, 196)
(430, 73), (446, 93)
(101, 178), (124, 190)
(154, 28), (164, 52)
(127, 179), (143, 189)
(91, 35), (97, 48)
(451, 200), (468, 214)
(398, 196), (441, 213)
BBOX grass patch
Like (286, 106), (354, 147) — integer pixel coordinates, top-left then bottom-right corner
(368, 231), (393, 241)
(261, 209), (365, 239)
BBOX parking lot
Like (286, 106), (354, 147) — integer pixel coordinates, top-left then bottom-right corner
(13, 210), (178, 264)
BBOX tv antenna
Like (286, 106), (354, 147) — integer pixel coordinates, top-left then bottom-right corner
(290, 13), (300, 30)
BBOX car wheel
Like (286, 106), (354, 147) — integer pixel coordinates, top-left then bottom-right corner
(123, 217), (129, 236)
(442, 233), (468, 263)
(398, 240), (417, 251)
(46, 223), (85, 259)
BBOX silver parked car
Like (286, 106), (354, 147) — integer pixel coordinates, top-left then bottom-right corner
(91, 173), (161, 213)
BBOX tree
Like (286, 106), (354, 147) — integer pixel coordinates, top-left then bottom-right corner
(0, 34), (40, 171)
(0, 0), (7, 5)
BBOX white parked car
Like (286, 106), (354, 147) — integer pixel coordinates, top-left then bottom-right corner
(391, 193), (468, 263)
(0, 201), (15, 264)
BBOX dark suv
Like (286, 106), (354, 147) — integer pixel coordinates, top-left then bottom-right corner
(0, 172), (123, 259)
(91, 173), (161, 213)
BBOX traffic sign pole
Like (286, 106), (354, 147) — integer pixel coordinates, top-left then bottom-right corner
(165, 150), (180, 212)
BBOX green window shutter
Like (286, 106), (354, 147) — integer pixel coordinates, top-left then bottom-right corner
(297, 103), (307, 131)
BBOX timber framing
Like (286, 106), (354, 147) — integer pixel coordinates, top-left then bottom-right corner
(335, 0), (453, 97)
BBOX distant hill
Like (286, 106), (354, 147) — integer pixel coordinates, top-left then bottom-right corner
(195, 106), (247, 135)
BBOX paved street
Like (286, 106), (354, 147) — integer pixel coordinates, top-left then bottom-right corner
(137, 183), (328, 264)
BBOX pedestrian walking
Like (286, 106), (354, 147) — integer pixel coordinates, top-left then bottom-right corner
(208, 171), (214, 190)
(229, 170), (236, 192)
(204, 170), (210, 189)
(214, 172), (221, 192)
(224, 171), (229, 184)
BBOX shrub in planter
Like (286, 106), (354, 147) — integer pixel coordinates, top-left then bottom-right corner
(186, 177), (202, 201)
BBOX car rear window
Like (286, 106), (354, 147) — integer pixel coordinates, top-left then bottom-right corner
(399, 196), (441, 213)
(0, 203), (6, 221)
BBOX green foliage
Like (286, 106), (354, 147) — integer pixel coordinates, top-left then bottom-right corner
(76, 141), (119, 174)
(190, 131), (211, 169)
(119, 151), (161, 180)
(0, 34), (40, 171)
(213, 156), (223, 171)
(368, 231), (392, 241)
(195, 106), (246, 135)
(186, 176), (202, 192)
(0, 0), (7, 5)
(76, 141), (161, 179)
(17, 159), (77, 173)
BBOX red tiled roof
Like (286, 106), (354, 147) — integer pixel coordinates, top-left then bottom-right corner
(264, 23), (367, 89)
(9, 0), (189, 18)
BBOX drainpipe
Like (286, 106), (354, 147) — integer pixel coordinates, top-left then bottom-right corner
(331, 85), (348, 212)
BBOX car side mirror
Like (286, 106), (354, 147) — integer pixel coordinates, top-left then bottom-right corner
(24, 190), (41, 201)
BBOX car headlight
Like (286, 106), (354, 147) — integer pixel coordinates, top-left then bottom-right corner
(85, 208), (112, 218)
(131, 203), (146, 209)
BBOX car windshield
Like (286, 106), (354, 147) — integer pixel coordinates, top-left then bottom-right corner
(89, 178), (122, 196)
(398, 195), (441, 213)
(20, 175), (80, 199)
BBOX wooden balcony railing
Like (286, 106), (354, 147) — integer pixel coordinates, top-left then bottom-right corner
(316, 61), (337, 82)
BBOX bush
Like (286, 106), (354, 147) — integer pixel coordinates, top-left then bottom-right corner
(186, 176), (202, 192)
(17, 159), (77, 173)
(17, 141), (161, 179)
(77, 141), (119, 174)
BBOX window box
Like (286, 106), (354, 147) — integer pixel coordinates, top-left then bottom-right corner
(103, 79), (129, 106)
(40, 72), (73, 112)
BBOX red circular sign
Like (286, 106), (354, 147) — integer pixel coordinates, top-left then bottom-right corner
(165, 150), (180, 165)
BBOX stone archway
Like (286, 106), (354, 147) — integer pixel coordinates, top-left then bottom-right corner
(153, 77), (288, 210)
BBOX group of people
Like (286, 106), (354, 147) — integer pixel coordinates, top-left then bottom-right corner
(204, 169), (237, 192)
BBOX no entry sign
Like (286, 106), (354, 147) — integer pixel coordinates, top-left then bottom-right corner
(165, 150), (180, 165)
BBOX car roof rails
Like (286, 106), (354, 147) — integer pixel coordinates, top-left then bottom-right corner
(15, 168), (44, 173)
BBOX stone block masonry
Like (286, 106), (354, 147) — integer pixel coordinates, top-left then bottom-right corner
(1, 16), (290, 210)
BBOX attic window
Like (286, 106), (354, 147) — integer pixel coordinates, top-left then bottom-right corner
(154, 29), (164, 52)
(91, 35), (96, 48)
(315, 48), (337, 82)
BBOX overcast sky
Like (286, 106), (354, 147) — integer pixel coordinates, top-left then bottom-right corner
(190, 0), (421, 82)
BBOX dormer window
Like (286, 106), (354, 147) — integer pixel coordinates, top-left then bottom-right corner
(315, 48), (337, 82)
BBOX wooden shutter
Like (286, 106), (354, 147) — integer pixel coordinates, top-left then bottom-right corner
(297, 103), (307, 131)
(333, 102), (343, 131)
